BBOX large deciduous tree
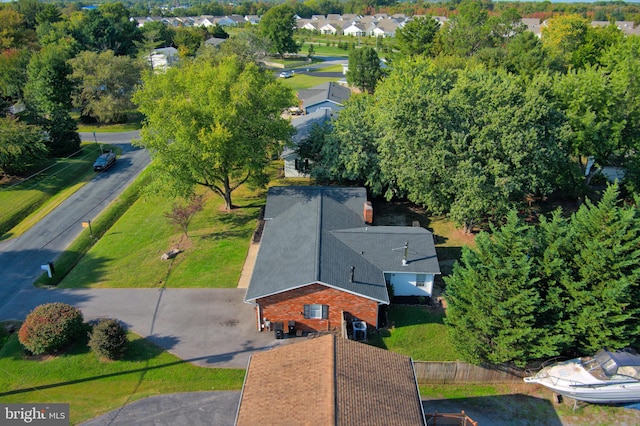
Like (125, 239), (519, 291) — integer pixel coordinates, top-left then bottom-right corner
(346, 46), (382, 94)
(258, 4), (298, 59)
(0, 117), (47, 175)
(69, 50), (144, 124)
(133, 55), (295, 210)
(23, 41), (80, 155)
(375, 59), (569, 232)
(72, 3), (141, 56)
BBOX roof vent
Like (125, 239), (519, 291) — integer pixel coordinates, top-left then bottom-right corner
(350, 266), (355, 282)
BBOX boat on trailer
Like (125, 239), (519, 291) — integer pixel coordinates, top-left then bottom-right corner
(524, 349), (640, 403)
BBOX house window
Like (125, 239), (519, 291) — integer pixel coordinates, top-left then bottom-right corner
(304, 304), (328, 319)
(416, 274), (427, 287)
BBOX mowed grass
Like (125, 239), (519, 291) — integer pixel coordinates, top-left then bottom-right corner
(300, 42), (350, 57)
(0, 330), (244, 425)
(0, 144), (104, 240)
(74, 112), (143, 133)
(280, 72), (341, 91)
(58, 184), (265, 289)
(373, 306), (460, 361)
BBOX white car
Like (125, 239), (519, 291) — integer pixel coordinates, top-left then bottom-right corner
(279, 71), (292, 78)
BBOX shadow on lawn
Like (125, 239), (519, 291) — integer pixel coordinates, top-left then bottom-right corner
(56, 252), (113, 289)
(0, 339), (268, 398)
(422, 394), (563, 425)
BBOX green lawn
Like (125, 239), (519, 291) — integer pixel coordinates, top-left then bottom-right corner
(0, 328), (244, 425)
(75, 113), (143, 133)
(58, 184), (265, 289)
(0, 144), (104, 240)
(300, 42), (350, 57)
(280, 72), (342, 91)
(370, 306), (460, 361)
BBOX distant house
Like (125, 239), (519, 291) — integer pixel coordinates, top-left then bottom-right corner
(244, 186), (441, 333)
(297, 82), (351, 114)
(150, 47), (179, 71)
(282, 109), (334, 178)
(320, 22), (340, 35)
(343, 22), (366, 37)
(235, 334), (426, 426)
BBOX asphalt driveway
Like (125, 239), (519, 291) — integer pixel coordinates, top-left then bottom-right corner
(2, 287), (285, 369)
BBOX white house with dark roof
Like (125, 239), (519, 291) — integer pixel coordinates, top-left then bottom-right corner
(244, 187), (441, 333)
(297, 81), (351, 114)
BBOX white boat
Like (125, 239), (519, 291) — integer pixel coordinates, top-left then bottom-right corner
(524, 349), (640, 403)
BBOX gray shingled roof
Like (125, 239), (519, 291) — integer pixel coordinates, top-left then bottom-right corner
(297, 82), (351, 110)
(281, 109), (334, 158)
(245, 186), (440, 304)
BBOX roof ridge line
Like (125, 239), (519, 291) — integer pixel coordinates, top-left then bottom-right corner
(315, 189), (323, 281)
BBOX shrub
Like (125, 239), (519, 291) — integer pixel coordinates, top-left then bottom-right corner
(18, 303), (84, 355)
(88, 318), (127, 360)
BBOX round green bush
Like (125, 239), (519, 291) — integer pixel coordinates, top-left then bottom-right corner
(88, 318), (127, 360)
(18, 303), (84, 355)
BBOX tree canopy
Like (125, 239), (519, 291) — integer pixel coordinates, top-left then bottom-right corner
(445, 184), (640, 365)
(69, 50), (144, 124)
(258, 4), (298, 59)
(346, 46), (383, 94)
(0, 117), (47, 175)
(133, 55), (295, 210)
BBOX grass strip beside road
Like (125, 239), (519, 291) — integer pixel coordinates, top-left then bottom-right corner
(0, 329), (244, 425)
(34, 170), (152, 287)
(0, 144), (104, 240)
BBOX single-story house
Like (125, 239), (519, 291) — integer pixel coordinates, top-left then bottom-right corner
(297, 82), (351, 114)
(244, 186), (441, 333)
(320, 22), (340, 35)
(282, 109), (334, 178)
(235, 334), (426, 426)
(343, 22), (367, 36)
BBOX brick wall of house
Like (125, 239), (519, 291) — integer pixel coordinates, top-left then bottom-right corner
(257, 283), (380, 332)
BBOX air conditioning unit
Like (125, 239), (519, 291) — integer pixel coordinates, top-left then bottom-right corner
(352, 321), (367, 341)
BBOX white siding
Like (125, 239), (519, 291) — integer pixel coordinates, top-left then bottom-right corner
(387, 272), (434, 297)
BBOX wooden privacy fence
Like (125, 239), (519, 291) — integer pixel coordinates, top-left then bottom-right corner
(413, 361), (525, 384)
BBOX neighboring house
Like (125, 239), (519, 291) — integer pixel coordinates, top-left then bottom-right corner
(149, 47), (179, 71)
(244, 186), (441, 333)
(320, 22), (340, 35)
(282, 109), (334, 178)
(299, 20), (318, 31)
(522, 18), (542, 37)
(235, 334), (426, 426)
(297, 82), (351, 114)
(245, 14), (260, 25)
(343, 22), (367, 36)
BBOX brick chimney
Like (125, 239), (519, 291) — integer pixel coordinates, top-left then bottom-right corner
(363, 201), (373, 224)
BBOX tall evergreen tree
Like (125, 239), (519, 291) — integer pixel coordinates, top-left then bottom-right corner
(560, 184), (640, 354)
(445, 212), (562, 366)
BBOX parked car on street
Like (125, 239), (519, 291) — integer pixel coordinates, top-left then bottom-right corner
(93, 150), (117, 172)
(279, 71), (292, 78)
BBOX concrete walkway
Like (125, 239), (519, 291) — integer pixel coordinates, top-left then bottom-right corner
(237, 243), (259, 289)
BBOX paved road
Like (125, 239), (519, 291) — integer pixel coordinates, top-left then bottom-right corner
(0, 129), (284, 370)
(0, 131), (148, 314)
